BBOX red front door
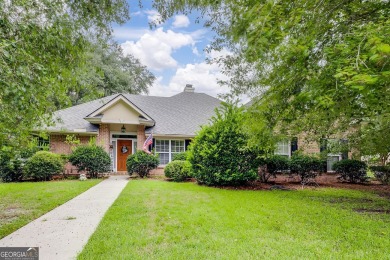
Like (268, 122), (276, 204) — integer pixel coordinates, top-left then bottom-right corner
(117, 140), (132, 171)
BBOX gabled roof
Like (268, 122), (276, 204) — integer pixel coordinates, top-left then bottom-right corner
(84, 94), (154, 126)
(45, 91), (222, 136)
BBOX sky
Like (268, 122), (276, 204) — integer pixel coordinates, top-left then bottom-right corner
(112, 1), (231, 99)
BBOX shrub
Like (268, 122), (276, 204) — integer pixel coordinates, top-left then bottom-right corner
(69, 145), (111, 178)
(126, 151), (159, 178)
(289, 154), (324, 184)
(172, 152), (188, 161)
(189, 103), (261, 186)
(259, 155), (289, 183)
(333, 159), (368, 183)
(370, 166), (390, 185)
(24, 151), (64, 181)
(0, 152), (24, 182)
(164, 160), (192, 182)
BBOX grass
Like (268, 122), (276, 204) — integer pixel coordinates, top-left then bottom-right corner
(0, 179), (101, 238)
(79, 180), (390, 259)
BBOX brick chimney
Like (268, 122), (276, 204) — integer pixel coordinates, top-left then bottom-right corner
(183, 84), (195, 93)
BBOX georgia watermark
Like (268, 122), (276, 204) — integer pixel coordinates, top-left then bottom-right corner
(0, 247), (39, 260)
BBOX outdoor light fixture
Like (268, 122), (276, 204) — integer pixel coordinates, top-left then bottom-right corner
(121, 125), (126, 133)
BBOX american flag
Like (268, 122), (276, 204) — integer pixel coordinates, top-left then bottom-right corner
(143, 133), (153, 150)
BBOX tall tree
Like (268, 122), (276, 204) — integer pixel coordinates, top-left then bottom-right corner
(153, 0), (390, 152)
(68, 42), (155, 106)
(0, 0), (129, 147)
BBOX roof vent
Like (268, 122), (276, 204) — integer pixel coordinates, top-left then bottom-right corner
(183, 84), (195, 93)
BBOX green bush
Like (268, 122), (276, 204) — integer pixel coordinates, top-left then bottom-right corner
(289, 154), (324, 184)
(164, 160), (192, 182)
(370, 166), (390, 185)
(0, 152), (24, 182)
(69, 145), (111, 178)
(189, 103), (261, 186)
(172, 152), (188, 161)
(333, 159), (368, 183)
(260, 155), (289, 183)
(126, 151), (159, 178)
(24, 151), (64, 181)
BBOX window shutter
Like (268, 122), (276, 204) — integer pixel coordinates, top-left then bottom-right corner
(185, 139), (192, 150)
(320, 138), (327, 152)
(341, 139), (348, 159)
(290, 137), (298, 156)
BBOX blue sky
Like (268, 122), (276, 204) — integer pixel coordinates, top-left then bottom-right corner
(112, 1), (231, 98)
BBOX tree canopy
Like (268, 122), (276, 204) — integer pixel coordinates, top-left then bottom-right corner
(0, 0), (154, 148)
(68, 42), (155, 106)
(153, 0), (390, 156)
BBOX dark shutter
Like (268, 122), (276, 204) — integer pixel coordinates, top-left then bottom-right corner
(185, 139), (192, 150)
(341, 139), (349, 159)
(290, 137), (298, 156)
(320, 138), (327, 153)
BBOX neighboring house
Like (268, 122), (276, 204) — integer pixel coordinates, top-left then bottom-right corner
(246, 100), (351, 172)
(274, 137), (349, 172)
(42, 84), (221, 172)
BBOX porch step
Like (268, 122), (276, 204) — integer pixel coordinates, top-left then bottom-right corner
(111, 172), (128, 176)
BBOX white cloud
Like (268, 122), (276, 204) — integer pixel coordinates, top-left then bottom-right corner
(130, 11), (142, 16)
(121, 28), (194, 70)
(192, 46), (200, 56)
(149, 50), (231, 98)
(144, 10), (162, 25)
(172, 15), (190, 28)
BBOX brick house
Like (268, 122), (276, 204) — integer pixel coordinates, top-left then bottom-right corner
(43, 84), (347, 173)
(44, 85), (221, 172)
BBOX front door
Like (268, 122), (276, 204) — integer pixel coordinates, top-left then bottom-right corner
(117, 140), (132, 171)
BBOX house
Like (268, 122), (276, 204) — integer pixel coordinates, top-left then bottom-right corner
(43, 84), (221, 172)
(42, 84), (348, 174)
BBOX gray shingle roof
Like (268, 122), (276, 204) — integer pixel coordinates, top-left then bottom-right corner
(46, 92), (221, 136)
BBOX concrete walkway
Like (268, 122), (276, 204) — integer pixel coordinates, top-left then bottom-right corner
(0, 175), (129, 260)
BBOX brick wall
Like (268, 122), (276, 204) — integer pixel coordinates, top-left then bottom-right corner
(297, 133), (320, 154)
(50, 135), (91, 154)
(96, 124), (110, 152)
(49, 134), (91, 174)
(137, 125), (146, 150)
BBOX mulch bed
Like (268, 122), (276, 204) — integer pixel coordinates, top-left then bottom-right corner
(212, 173), (390, 198)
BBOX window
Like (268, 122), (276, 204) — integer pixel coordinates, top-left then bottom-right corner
(112, 141), (116, 170)
(322, 138), (347, 172)
(327, 155), (340, 172)
(34, 136), (50, 150)
(155, 140), (170, 165)
(155, 140), (185, 165)
(171, 140), (185, 154)
(112, 134), (137, 139)
(275, 140), (290, 157)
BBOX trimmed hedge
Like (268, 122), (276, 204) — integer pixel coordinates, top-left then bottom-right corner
(69, 145), (111, 178)
(370, 166), (390, 185)
(164, 160), (192, 182)
(24, 151), (64, 181)
(289, 154), (324, 184)
(126, 151), (159, 178)
(189, 104), (260, 186)
(259, 155), (289, 183)
(333, 159), (368, 183)
(172, 152), (188, 161)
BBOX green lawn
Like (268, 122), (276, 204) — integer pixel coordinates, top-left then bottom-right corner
(79, 180), (390, 259)
(0, 180), (101, 238)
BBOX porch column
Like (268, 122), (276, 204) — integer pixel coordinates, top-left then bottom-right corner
(137, 125), (146, 151)
(97, 124), (110, 152)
